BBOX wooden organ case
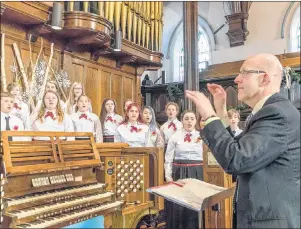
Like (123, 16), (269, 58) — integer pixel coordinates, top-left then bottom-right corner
(95, 144), (165, 228)
(0, 132), (165, 228)
(0, 131), (124, 228)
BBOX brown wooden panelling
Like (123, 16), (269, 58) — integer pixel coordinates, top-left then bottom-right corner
(123, 76), (134, 102)
(111, 73), (123, 115)
(2, 24), (140, 117)
(85, 66), (100, 114)
(3, 32), (61, 87)
(201, 52), (300, 79)
(99, 69), (111, 102)
(225, 86), (238, 108)
(203, 144), (234, 229)
(72, 63), (85, 83)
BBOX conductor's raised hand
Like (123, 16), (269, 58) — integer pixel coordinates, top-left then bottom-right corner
(185, 90), (216, 120)
(207, 83), (227, 115)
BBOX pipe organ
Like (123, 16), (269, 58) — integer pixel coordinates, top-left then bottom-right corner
(64, 1), (164, 52)
(0, 132), (165, 228)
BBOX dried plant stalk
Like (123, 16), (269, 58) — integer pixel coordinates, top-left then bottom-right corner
(50, 66), (67, 101)
(12, 43), (30, 93)
(31, 37), (43, 88)
(39, 43), (54, 99)
(1, 33), (7, 92)
(28, 34), (34, 76)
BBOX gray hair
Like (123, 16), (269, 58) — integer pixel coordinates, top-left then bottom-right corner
(142, 106), (158, 132)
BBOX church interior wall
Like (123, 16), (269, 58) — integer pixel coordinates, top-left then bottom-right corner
(145, 1), (300, 83)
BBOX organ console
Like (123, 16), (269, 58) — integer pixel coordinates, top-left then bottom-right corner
(0, 131), (124, 228)
(0, 132), (165, 228)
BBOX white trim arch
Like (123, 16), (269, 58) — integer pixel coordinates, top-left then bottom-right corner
(290, 6), (300, 52)
(166, 15), (216, 81)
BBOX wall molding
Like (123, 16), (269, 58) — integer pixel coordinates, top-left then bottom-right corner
(281, 2), (296, 39)
(166, 15), (217, 59)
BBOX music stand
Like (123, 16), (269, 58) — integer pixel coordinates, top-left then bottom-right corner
(147, 180), (235, 229)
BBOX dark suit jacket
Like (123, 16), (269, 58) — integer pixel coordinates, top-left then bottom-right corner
(202, 93), (300, 228)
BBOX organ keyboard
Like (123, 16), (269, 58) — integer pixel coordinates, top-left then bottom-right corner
(0, 131), (124, 228)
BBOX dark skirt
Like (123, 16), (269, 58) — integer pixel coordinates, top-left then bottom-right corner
(103, 135), (114, 143)
(75, 137), (89, 140)
(165, 160), (204, 229)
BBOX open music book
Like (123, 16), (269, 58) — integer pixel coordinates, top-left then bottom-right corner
(147, 178), (232, 212)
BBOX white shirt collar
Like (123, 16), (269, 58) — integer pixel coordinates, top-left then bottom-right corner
(183, 129), (195, 135)
(234, 127), (241, 132)
(127, 121), (138, 127)
(45, 109), (57, 115)
(252, 93), (275, 115)
(1, 111), (10, 117)
(106, 113), (115, 117)
(167, 118), (178, 123)
(77, 110), (90, 115)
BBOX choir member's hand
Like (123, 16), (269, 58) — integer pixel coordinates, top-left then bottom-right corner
(185, 90), (216, 120)
(207, 83), (227, 116)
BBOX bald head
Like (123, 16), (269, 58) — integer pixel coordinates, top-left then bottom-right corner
(246, 53), (283, 89)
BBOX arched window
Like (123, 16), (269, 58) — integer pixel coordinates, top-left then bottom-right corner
(197, 28), (210, 71)
(174, 25), (211, 81)
(290, 6), (300, 52)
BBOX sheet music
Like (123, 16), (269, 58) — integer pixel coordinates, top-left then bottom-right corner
(147, 178), (226, 212)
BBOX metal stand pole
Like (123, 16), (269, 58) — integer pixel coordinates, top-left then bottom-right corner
(198, 211), (203, 229)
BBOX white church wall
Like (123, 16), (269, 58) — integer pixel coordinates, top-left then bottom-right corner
(158, 1), (300, 83)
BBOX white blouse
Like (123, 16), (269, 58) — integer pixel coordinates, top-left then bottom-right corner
(114, 122), (149, 147)
(29, 109), (74, 141)
(103, 113), (123, 136)
(145, 127), (165, 147)
(160, 118), (183, 143)
(11, 100), (30, 129)
(71, 111), (103, 143)
(164, 129), (203, 182)
(1, 112), (26, 141)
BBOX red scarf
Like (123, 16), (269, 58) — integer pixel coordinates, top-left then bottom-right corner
(44, 111), (55, 120)
(184, 133), (192, 142)
(13, 103), (21, 110)
(106, 116), (113, 122)
(130, 126), (138, 132)
(79, 113), (87, 119)
(168, 122), (176, 130)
